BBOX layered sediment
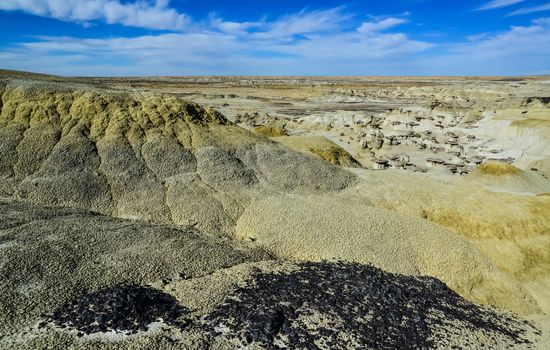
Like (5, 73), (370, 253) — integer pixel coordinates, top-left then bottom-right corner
(1, 73), (549, 349)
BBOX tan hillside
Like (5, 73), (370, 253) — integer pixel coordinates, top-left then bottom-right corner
(274, 135), (363, 168)
(1, 74), (549, 349)
(0, 77), (355, 236)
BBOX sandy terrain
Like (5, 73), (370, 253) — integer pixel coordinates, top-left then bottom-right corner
(0, 70), (549, 349)
(90, 75), (550, 182)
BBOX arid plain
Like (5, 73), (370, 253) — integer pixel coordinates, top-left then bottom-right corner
(1, 70), (549, 349)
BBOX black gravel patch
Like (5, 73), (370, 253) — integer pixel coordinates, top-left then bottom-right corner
(43, 284), (188, 336)
(38, 262), (539, 348)
(524, 96), (550, 105)
(202, 261), (538, 350)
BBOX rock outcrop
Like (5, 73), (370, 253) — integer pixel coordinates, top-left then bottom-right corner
(1, 75), (549, 349)
(0, 77), (355, 235)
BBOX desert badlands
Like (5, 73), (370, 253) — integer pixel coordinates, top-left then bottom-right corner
(0, 70), (549, 349)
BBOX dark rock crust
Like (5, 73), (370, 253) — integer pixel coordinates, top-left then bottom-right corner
(203, 262), (538, 349)
(45, 261), (539, 349)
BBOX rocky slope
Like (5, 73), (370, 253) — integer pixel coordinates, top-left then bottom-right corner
(0, 200), (544, 350)
(1, 74), (549, 349)
(0, 77), (354, 236)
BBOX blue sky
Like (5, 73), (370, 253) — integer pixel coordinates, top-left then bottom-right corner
(0, 0), (549, 76)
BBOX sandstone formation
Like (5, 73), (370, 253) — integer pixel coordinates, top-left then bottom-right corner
(1, 72), (549, 349)
(0, 77), (354, 237)
(272, 135), (362, 168)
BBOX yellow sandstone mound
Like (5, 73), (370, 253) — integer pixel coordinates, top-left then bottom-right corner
(235, 193), (540, 315)
(466, 161), (550, 194)
(0, 77), (355, 235)
(253, 125), (288, 137)
(274, 135), (362, 168)
(478, 161), (521, 176)
(346, 170), (550, 315)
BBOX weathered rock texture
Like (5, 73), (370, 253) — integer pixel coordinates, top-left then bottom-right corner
(1, 75), (550, 350)
(0, 78), (355, 235)
(0, 198), (270, 337)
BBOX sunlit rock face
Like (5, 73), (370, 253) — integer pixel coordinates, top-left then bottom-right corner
(1, 72), (549, 349)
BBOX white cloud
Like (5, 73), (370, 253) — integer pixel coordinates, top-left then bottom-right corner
(508, 2), (550, 15)
(0, 8), (430, 75)
(1, 8), (549, 76)
(420, 17), (550, 75)
(476, 0), (526, 11)
(211, 19), (263, 35)
(357, 18), (409, 35)
(252, 8), (352, 39)
(0, 0), (189, 30)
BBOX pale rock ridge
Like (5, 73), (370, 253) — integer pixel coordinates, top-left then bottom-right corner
(0, 78), (355, 235)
